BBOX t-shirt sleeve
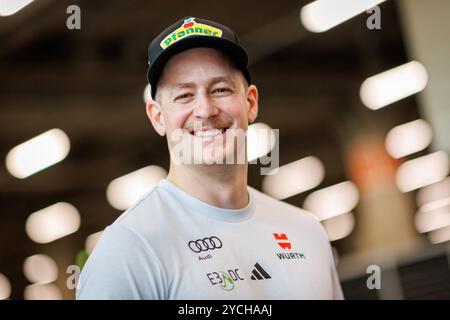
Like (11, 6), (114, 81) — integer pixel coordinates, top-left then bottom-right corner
(330, 251), (345, 300)
(313, 216), (345, 300)
(76, 224), (166, 300)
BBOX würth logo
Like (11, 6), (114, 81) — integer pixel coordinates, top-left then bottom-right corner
(273, 233), (291, 250)
(276, 252), (305, 260)
(250, 263), (272, 280)
(273, 232), (306, 260)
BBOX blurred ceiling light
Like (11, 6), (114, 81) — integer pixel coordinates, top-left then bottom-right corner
(322, 212), (355, 242)
(25, 202), (81, 244)
(360, 61), (428, 110)
(303, 181), (359, 221)
(416, 176), (450, 207)
(247, 123), (276, 162)
(5, 128), (70, 179)
(300, 0), (386, 33)
(143, 84), (151, 104)
(106, 165), (167, 211)
(23, 254), (58, 284)
(415, 208), (450, 233)
(429, 225), (450, 244)
(395, 151), (449, 192)
(0, 0), (34, 16)
(262, 156), (325, 199)
(85, 231), (104, 255)
(385, 119), (432, 159)
(0, 273), (11, 300)
(420, 197), (450, 213)
(24, 283), (62, 300)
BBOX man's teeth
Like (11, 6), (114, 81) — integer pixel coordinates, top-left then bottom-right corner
(194, 129), (224, 137)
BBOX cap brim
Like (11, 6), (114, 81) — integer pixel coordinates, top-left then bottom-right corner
(147, 36), (250, 98)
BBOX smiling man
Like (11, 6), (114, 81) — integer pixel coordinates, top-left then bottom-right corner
(76, 17), (344, 300)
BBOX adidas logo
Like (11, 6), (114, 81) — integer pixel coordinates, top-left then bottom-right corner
(250, 263), (271, 280)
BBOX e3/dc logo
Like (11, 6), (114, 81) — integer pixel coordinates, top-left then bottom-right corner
(206, 269), (244, 291)
(188, 236), (223, 253)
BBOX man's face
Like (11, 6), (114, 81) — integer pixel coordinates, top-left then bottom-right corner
(153, 47), (258, 165)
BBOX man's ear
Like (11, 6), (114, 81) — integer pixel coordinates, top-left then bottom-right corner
(146, 99), (166, 136)
(246, 84), (259, 124)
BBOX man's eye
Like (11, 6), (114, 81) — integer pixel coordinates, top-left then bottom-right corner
(175, 93), (192, 101)
(212, 88), (231, 94)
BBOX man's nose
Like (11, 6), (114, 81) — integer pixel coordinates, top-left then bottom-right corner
(192, 92), (219, 119)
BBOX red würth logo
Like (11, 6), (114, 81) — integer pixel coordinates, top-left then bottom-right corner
(273, 233), (291, 250)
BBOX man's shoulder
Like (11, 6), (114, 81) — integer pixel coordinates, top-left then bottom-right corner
(248, 185), (322, 224)
(248, 186), (331, 252)
(109, 184), (171, 237)
(86, 185), (169, 259)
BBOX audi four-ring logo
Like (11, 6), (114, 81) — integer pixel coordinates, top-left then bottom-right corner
(188, 236), (223, 253)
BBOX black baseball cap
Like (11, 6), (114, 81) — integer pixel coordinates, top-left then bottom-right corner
(146, 17), (251, 99)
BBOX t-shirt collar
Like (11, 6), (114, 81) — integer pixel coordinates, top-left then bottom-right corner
(158, 179), (255, 223)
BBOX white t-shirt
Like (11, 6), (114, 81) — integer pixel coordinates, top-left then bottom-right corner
(76, 179), (344, 300)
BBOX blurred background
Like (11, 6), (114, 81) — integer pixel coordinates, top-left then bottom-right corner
(1, 0), (449, 300)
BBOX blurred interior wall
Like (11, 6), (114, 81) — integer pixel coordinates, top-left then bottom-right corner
(337, 0), (450, 280)
(346, 134), (419, 254)
(398, 0), (450, 155)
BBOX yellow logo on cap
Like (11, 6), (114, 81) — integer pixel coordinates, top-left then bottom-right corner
(160, 18), (223, 49)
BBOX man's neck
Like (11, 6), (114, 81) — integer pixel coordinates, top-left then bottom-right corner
(166, 163), (249, 209)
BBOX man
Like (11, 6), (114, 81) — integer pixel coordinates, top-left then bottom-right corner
(76, 17), (344, 300)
